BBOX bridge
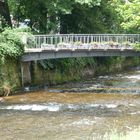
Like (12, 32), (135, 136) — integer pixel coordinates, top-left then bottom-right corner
(21, 34), (140, 85)
(22, 34), (140, 62)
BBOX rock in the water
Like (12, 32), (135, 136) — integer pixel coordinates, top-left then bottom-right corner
(0, 97), (4, 102)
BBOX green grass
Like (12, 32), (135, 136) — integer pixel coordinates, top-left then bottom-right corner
(104, 127), (140, 140)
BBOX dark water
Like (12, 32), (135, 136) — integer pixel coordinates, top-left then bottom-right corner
(0, 70), (140, 140)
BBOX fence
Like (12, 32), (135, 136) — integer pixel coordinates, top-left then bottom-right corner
(27, 34), (140, 49)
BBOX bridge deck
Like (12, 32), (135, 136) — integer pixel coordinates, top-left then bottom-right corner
(22, 48), (140, 62)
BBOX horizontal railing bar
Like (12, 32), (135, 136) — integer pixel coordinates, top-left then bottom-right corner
(34, 34), (140, 36)
(34, 35), (140, 38)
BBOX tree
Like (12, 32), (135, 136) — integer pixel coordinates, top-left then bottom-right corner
(0, 0), (12, 28)
(120, 0), (140, 33)
(60, 0), (120, 33)
(110, 0), (140, 33)
(8, 0), (102, 33)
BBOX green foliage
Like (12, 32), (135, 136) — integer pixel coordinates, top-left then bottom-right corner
(8, 0), (102, 33)
(39, 57), (96, 74)
(103, 127), (140, 140)
(119, 0), (140, 33)
(8, 0), (139, 33)
(133, 43), (140, 51)
(0, 59), (21, 96)
(111, 0), (140, 33)
(74, 41), (82, 46)
(61, 0), (120, 33)
(0, 28), (25, 63)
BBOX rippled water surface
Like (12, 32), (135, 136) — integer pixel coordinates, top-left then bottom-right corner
(1, 70), (140, 140)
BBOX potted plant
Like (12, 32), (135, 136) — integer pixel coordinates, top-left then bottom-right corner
(90, 42), (98, 48)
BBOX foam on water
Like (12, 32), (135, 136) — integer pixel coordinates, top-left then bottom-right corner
(0, 103), (118, 112)
(71, 119), (96, 126)
(88, 103), (118, 108)
(105, 104), (118, 108)
(125, 75), (140, 81)
(130, 111), (140, 115)
(0, 103), (61, 112)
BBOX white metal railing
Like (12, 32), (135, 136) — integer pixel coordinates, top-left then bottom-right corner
(27, 34), (140, 50)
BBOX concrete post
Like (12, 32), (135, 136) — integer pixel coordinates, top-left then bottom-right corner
(21, 62), (31, 86)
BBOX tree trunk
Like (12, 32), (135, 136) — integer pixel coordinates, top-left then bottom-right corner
(0, 0), (12, 27)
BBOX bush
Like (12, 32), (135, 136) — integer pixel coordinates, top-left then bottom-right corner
(0, 28), (30, 63)
(133, 43), (140, 51)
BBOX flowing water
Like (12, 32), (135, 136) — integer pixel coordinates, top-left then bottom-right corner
(1, 69), (140, 140)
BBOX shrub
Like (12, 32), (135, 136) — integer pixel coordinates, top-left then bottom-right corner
(133, 43), (140, 51)
(0, 28), (31, 63)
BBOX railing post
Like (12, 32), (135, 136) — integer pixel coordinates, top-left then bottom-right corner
(91, 36), (93, 42)
(60, 36), (62, 43)
(43, 36), (45, 44)
(21, 33), (28, 49)
(84, 36), (86, 44)
(55, 35), (57, 48)
(66, 35), (68, 43)
(87, 35), (89, 44)
(38, 36), (40, 48)
(50, 36), (53, 45)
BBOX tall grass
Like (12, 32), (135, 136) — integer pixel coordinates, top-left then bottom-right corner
(104, 127), (140, 140)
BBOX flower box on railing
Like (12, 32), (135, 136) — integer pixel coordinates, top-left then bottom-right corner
(41, 43), (55, 50)
(90, 42), (99, 48)
(75, 43), (89, 50)
(57, 43), (72, 50)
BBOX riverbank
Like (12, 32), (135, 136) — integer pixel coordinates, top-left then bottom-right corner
(31, 57), (140, 85)
(0, 56), (140, 96)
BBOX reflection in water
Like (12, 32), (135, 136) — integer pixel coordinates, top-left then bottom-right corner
(0, 70), (140, 140)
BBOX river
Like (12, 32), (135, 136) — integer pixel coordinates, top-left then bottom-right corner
(0, 69), (140, 140)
